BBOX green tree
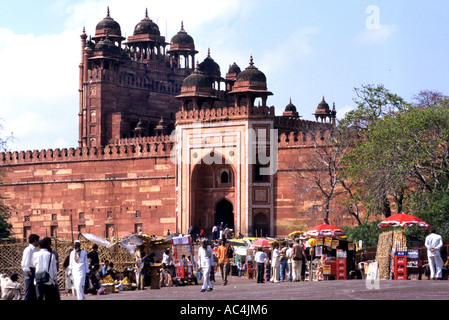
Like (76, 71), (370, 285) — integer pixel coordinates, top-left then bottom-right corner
(342, 220), (381, 249)
(338, 84), (411, 220)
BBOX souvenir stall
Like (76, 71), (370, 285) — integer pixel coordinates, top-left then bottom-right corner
(171, 235), (197, 285)
(227, 238), (256, 276)
(378, 213), (430, 280)
(303, 224), (356, 281)
(248, 238), (274, 280)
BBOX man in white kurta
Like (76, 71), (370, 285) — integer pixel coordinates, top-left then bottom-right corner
(425, 229), (444, 279)
(270, 245), (281, 283)
(69, 241), (89, 300)
(197, 240), (213, 292)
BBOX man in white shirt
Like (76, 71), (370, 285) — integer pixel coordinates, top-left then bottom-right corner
(425, 228), (444, 280)
(69, 240), (89, 300)
(21, 234), (39, 300)
(286, 243), (293, 282)
(254, 248), (268, 283)
(197, 240), (213, 292)
(270, 243), (281, 283)
(33, 239), (58, 300)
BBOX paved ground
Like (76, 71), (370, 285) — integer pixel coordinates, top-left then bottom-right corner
(57, 277), (447, 318)
(61, 276), (448, 301)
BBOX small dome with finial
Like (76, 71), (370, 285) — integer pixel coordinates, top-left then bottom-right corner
(198, 49), (221, 79)
(236, 56), (267, 84)
(95, 7), (122, 37)
(285, 98), (297, 112)
(133, 8), (160, 36)
(170, 21), (195, 47)
(182, 62), (213, 88)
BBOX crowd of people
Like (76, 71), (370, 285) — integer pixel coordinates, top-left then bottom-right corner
(2, 227), (448, 300)
(1, 233), (163, 300)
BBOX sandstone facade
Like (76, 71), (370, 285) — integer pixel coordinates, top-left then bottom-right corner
(0, 8), (351, 241)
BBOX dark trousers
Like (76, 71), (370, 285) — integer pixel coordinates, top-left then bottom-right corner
(24, 268), (37, 300)
(257, 263), (265, 283)
(219, 263), (230, 283)
(37, 283), (60, 300)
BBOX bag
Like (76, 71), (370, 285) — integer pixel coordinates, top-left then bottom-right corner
(293, 244), (303, 260)
(227, 245), (234, 259)
(35, 271), (50, 284)
(35, 252), (52, 284)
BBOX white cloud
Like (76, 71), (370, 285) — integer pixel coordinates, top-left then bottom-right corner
(336, 105), (354, 120)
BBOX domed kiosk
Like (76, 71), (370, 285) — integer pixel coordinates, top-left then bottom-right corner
(126, 9), (167, 62)
(176, 62), (218, 110)
(168, 22), (198, 69)
(228, 56), (272, 108)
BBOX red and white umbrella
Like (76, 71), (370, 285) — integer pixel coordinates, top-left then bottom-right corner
(249, 238), (273, 250)
(378, 213), (430, 229)
(303, 224), (346, 238)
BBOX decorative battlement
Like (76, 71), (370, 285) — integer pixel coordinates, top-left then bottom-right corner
(275, 116), (333, 133)
(176, 105), (275, 123)
(0, 136), (174, 166)
(278, 130), (333, 148)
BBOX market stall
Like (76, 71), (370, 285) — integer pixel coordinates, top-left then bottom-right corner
(248, 238), (274, 280)
(171, 235), (197, 285)
(304, 224), (356, 281)
(378, 213), (430, 280)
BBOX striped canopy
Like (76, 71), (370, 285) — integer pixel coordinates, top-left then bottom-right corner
(303, 224), (346, 238)
(378, 213), (430, 229)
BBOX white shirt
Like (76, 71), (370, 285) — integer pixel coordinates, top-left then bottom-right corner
(33, 249), (58, 285)
(272, 248), (281, 267)
(425, 233), (443, 257)
(162, 253), (172, 265)
(254, 251), (268, 264)
(21, 244), (38, 272)
(286, 247), (293, 263)
(197, 246), (213, 268)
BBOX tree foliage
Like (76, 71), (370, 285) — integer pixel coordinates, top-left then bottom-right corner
(339, 86), (449, 244)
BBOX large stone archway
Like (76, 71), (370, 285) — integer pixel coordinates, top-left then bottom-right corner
(190, 156), (235, 236)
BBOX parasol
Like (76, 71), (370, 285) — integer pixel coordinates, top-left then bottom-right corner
(303, 224), (346, 238)
(378, 213), (430, 230)
(288, 230), (305, 238)
(249, 238), (273, 250)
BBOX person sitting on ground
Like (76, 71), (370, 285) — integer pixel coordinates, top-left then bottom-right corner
(159, 263), (173, 288)
(1, 274), (22, 300)
(106, 262), (118, 280)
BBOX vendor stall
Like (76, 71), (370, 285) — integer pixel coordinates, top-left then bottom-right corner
(171, 235), (197, 285)
(378, 213), (430, 280)
(304, 225), (356, 281)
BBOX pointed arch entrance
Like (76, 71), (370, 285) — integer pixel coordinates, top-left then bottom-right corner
(191, 154), (236, 236)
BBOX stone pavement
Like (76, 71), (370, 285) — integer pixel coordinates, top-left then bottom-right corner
(57, 277), (447, 318)
(61, 276), (449, 301)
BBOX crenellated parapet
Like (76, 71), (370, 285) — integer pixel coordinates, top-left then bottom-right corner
(176, 105), (275, 123)
(278, 129), (333, 148)
(109, 135), (172, 146)
(0, 136), (174, 166)
(275, 116), (333, 133)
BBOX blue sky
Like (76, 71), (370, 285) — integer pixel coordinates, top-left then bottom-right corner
(1, 0), (448, 151)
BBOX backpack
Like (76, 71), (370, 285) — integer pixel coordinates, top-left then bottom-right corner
(293, 244), (303, 260)
(227, 244), (234, 259)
